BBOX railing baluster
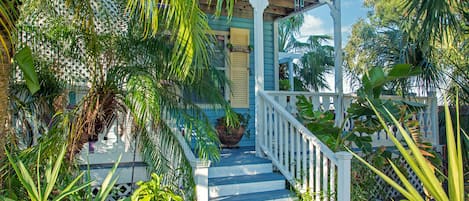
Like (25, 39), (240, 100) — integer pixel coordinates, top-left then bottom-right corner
(315, 146), (321, 201)
(330, 162), (335, 201)
(312, 96), (320, 111)
(274, 110), (279, 159)
(267, 106), (275, 153)
(259, 101), (270, 146)
(309, 141), (314, 191)
(302, 134), (307, 191)
(323, 156), (329, 201)
(323, 96), (331, 111)
(296, 129), (301, 184)
(283, 120), (290, 169)
(279, 115), (284, 167)
(290, 125), (295, 173)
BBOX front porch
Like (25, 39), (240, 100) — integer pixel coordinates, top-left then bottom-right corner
(80, 90), (439, 201)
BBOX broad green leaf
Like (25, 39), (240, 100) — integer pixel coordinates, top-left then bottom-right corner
(387, 64), (417, 79)
(368, 67), (386, 87)
(14, 46), (40, 94)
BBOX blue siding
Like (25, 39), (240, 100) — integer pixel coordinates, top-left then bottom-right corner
(203, 16), (275, 147)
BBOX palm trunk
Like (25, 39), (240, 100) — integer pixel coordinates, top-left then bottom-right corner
(0, 31), (11, 165)
(0, 64), (9, 157)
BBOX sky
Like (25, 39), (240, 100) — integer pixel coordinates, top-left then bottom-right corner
(298, 0), (370, 46)
(297, 0), (371, 93)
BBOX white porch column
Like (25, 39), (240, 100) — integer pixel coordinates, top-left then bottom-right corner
(288, 60), (294, 91)
(324, 0), (343, 125)
(249, 0), (268, 157)
(429, 87), (439, 147)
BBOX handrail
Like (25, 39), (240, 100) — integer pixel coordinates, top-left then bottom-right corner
(258, 90), (351, 201)
(266, 91), (339, 96)
(162, 109), (211, 167)
(259, 91), (337, 162)
(162, 110), (210, 201)
(265, 91), (439, 147)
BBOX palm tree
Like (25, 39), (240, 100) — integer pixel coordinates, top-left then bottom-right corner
(294, 35), (334, 92)
(0, 1), (15, 159)
(278, 14), (304, 52)
(3, 1), (236, 198)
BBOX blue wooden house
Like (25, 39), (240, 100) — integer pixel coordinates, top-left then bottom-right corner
(38, 1), (439, 200)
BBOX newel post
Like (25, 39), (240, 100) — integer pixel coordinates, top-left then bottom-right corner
(193, 160), (210, 201)
(336, 152), (352, 201)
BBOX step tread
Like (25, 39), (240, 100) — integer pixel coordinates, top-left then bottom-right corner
(209, 173), (285, 186)
(212, 147), (271, 167)
(210, 190), (295, 201)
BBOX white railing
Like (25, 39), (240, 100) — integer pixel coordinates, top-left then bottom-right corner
(342, 94), (439, 147)
(162, 110), (211, 201)
(259, 91), (352, 201)
(266, 91), (439, 148)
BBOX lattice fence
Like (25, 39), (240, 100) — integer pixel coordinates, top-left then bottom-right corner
(17, 0), (127, 84)
(372, 157), (425, 200)
(90, 183), (134, 201)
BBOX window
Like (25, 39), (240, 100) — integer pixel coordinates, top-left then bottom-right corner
(183, 28), (250, 109)
(184, 32), (229, 104)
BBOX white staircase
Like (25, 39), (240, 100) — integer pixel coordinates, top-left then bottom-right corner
(208, 147), (296, 201)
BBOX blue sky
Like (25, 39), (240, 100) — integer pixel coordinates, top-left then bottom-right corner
(298, 0), (370, 46)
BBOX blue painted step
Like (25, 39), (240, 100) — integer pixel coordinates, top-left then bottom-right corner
(208, 173), (286, 198)
(210, 189), (295, 201)
(209, 173), (285, 186)
(208, 147), (296, 200)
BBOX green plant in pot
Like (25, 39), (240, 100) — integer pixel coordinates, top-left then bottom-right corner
(216, 112), (250, 148)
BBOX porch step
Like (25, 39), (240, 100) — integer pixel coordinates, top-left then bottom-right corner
(209, 162), (272, 178)
(208, 147), (296, 201)
(208, 173), (286, 198)
(210, 190), (296, 201)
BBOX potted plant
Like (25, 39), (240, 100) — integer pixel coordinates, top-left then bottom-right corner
(216, 112), (250, 148)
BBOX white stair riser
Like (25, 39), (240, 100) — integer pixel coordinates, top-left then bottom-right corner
(209, 180), (285, 198)
(209, 163), (272, 178)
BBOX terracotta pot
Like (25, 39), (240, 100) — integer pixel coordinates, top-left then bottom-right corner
(216, 125), (245, 147)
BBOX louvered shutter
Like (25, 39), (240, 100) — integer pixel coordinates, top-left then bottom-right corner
(229, 28), (250, 108)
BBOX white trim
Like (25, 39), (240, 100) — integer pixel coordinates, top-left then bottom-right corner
(280, 2), (326, 21)
(249, 0), (269, 157)
(273, 20), (280, 91)
(330, 0), (344, 126)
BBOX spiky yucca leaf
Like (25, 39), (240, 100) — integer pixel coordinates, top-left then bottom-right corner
(349, 96), (465, 201)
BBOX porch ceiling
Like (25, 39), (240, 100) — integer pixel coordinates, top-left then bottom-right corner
(199, 0), (322, 21)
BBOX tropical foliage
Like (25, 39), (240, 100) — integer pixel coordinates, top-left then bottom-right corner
(278, 14), (304, 52)
(346, 0), (469, 102)
(1, 0), (237, 199)
(278, 16), (333, 92)
(293, 35), (333, 91)
(350, 96), (465, 201)
(127, 173), (183, 201)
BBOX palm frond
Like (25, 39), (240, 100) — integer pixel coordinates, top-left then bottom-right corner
(0, 0), (18, 61)
(403, 0), (463, 48)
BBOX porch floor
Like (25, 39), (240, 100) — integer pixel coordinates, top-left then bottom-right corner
(213, 146), (270, 166)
